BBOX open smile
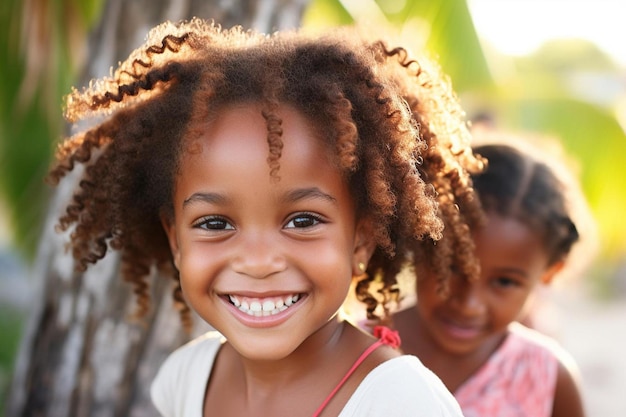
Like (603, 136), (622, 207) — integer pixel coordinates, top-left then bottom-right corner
(227, 293), (304, 316)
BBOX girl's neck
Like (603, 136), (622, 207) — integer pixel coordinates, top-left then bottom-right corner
(205, 319), (383, 416)
(238, 318), (347, 390)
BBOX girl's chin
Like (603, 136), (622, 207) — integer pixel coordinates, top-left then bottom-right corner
(232, 342), (296, 361)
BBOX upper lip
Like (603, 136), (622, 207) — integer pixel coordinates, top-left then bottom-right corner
(437, 314), (486, 331)
(219, 290), (305, 298)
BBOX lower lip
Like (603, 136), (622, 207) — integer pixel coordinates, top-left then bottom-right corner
(439, 319), (482, 341)
(223, 296), (306, 329)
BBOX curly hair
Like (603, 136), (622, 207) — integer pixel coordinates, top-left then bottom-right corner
(48, 19), (484, 328)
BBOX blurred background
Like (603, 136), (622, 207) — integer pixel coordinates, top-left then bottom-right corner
(1, 0), (624, 416)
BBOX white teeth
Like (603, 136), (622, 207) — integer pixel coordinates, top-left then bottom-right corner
(229, 295), (241, 307)
(230, 294), (301, 316)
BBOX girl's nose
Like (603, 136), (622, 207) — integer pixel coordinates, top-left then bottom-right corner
(449, 280), (487, 317)
(230, 232), (287, 279)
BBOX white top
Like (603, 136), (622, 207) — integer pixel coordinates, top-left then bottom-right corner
(151, 331), (464, 417)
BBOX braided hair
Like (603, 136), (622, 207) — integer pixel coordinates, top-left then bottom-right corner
(472, 144), (580, 267)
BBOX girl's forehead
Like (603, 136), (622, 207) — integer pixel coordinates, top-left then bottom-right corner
(182, 102), (336, 160)
(171, 102), (356, 213)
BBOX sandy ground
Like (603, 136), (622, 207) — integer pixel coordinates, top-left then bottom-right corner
(543, 288), (626, 417)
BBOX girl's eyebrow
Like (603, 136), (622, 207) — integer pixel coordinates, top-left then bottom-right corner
(182, 188), (336, 208)
(283, 187), (338, 205)
(494, 267), (530, 279)
(183, 192), (228, 208)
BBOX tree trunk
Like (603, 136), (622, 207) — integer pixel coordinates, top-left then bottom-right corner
(7, 1), (307, 416)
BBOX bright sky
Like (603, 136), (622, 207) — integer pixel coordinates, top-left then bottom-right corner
(467, 0), (626, 66)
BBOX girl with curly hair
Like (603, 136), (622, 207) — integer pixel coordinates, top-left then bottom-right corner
(49, 18), (483, 416)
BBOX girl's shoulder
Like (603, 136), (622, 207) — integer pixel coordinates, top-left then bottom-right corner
(455, 322), (576, 417)
(340, 355), (464, 416)
(156, 331), (225, 376)
(507, 322), (575, 363)
(507, 323), (585, 417)
(150, 331), (224, 417)
(476, 322), (568, 383)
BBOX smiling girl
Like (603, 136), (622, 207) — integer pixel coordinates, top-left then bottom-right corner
(49, 19), (484, 416)
(394, 141), (594, 417)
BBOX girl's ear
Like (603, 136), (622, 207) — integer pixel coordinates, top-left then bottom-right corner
(160, 212), (181, 270)
(541, 260), (565, 285)
(352, 218), (377, 276)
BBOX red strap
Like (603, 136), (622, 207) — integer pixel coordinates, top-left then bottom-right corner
(312, 326), (401, 417)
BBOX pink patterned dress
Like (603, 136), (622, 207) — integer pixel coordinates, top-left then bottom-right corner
(454, 322), (564, 417)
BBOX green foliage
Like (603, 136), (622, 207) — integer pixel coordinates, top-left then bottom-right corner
(72, 0), (105, 26)
(376, 0), (492, 91)
(0, 0), (103, 259)
(0, 0), (50, 257)
(304, 0), (492, 92)
(0, 96), (53, 258)
(0, 306), (24, 417)
(302, 0), (353, 27)
(518, 39), (619, 73)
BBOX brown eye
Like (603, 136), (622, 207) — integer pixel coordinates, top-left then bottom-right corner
(493, 276), (519, 288)
(285, 213), (322, 229)
(195, 216), (234, 230)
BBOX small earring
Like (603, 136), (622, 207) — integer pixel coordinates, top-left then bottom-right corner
(358, 262), (366, 273)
